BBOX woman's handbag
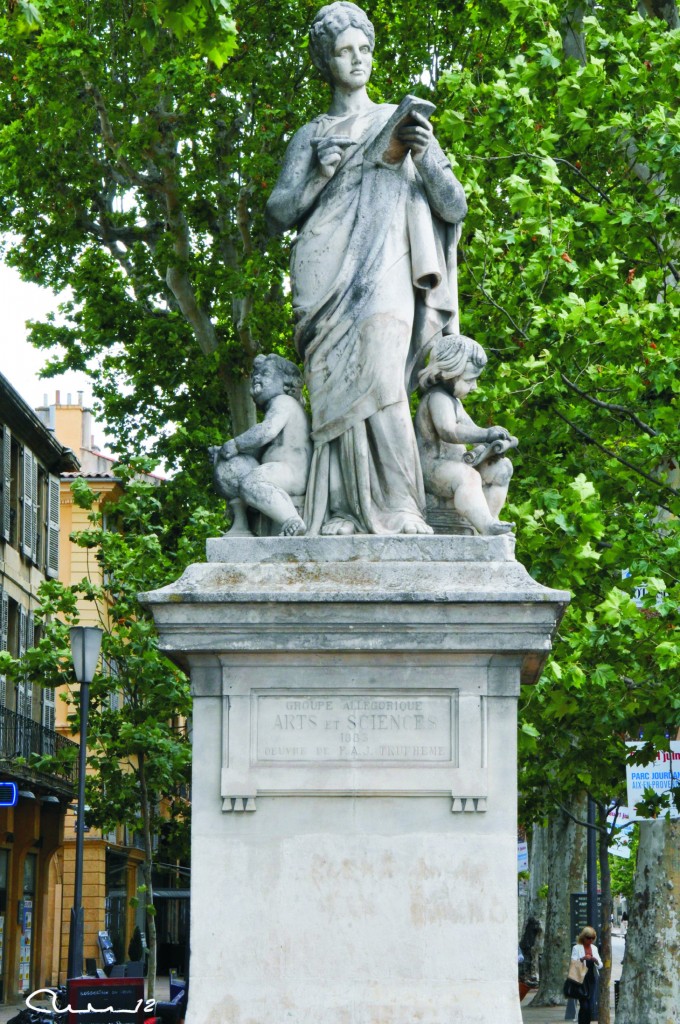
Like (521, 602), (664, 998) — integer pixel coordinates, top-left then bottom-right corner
(563, 958), (588, 999)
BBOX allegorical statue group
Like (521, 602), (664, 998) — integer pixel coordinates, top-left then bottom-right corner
(211, 2), (518, 539)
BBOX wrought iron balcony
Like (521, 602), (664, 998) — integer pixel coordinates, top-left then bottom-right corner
(0, 705), (79, 793)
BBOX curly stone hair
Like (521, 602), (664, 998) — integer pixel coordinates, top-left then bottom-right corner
(253, 353), (304, 401)
(418, 334), (488, 391)
(309, 2), (375, 84)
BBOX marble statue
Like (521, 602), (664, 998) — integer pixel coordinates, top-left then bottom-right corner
(415, 334), (516, 536)
(265, 1), (468, 537)
(210, 354), (313, 537)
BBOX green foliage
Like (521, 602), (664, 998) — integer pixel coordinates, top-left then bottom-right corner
(1, 0), (678, 846)
(19, 468), (222, 851)
(3, 0), (237, 62)
(426, 1), (680, 824)
(609, 825), (639, 902)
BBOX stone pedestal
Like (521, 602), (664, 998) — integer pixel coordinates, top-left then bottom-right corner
(142, 536), (568, 1024)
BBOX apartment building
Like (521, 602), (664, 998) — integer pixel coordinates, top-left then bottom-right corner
(36, 393), (188, 978)
(0, 371), (80, 1000)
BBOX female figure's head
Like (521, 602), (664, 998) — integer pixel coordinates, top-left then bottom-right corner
(418, 334), (488, 397)
(577, 927), (597, 945)
(309, 2), (375, 85)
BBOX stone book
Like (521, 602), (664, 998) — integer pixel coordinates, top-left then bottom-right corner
(365, 93), (436, 166)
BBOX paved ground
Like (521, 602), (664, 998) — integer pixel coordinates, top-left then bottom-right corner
(0, 937), (626, 1022)
(0, 977), (172, 1022)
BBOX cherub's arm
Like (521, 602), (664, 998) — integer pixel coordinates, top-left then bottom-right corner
(221, 396), (291, 458)
(428, 391), (510, 445)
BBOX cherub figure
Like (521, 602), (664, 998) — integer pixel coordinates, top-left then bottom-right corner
(210, 354), (313, 537)
(415, 334), (516, 536)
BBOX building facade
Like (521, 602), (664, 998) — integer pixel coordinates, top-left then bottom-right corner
(35, 392), (148, 978)
(0, 373), (80, 1000)
(36, 393), (188, 979)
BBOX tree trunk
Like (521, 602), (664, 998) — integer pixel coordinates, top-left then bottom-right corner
(221, 366), (257, 436)
(532, 794), (588, 1005)
(519, 823), (548, 984)
(597, 808), (614, 1024)
(138, 752), (158, 1000)
(616, 818), (680, 1024)
(638, 0), (680, 28)
(560, 3), (592, 64)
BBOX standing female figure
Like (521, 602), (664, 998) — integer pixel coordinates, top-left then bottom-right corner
(571, 926), (603, 1024)
(266, 1), (467, 535)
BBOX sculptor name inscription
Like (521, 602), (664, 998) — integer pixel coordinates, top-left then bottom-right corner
(255, 694), (454, 763)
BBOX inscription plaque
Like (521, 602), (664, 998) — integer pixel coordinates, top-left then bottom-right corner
(254, 693), (454, 763)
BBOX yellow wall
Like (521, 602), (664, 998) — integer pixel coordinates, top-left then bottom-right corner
(56, 470), (144, 982)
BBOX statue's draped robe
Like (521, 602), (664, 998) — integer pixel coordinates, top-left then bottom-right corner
(292, 106), (460, 535)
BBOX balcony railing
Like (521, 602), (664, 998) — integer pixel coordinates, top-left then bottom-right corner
(0, 705), (79, 788)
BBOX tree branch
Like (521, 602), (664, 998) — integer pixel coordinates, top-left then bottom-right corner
(83, 79), (162, 191)
(561, 374), (660, 437)
(552, 408), (680, 500)
(461, 252), (530, 341)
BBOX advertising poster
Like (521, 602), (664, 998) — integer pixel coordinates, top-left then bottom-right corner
(19, 899), (32, 993)
(626, 741), (680, 819)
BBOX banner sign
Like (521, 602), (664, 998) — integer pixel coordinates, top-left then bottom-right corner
(626, 741), (680, 819)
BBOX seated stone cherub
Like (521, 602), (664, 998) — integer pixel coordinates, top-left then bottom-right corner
(210, 353), (313, 537)
(414, 334), (516, 536)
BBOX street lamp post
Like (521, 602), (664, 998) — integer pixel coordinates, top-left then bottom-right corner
(67, 626), (103, 980)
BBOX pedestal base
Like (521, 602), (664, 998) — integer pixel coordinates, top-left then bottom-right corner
(143, 536), (567, 1024)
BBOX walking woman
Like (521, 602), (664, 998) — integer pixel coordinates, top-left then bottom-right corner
(571, 926), (603, 1024)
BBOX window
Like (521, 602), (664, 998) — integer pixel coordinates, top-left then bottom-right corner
(21, 447), (37, 562)
(103, 658), (122, 711)
(0, 426), (10, 544)
(15, 607), (34, 742)
(46, 474), (60, 578)
(0, 590), (8, 710)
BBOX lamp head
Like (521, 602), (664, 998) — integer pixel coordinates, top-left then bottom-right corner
(70, 626), (103, 684)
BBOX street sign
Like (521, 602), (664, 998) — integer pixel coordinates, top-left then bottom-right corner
(570, 892), (602, 941)
(0, 783), (18, 807)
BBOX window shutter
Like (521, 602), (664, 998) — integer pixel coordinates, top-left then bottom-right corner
(17, 607), (33, 721)
(42, 687), (56, 733)
(0, 590), (8, 707)
(21, 449), (35, 560)
(0, 428), (10, 542)
(31, 456), (38, 566)
(46, 474), (60, 578)
(18, 606), (26, 658)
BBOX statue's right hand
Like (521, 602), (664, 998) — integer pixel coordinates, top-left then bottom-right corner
(221, 439), (238, 460)
(486, 427), (511, 443)
(312, 136), (353, 179)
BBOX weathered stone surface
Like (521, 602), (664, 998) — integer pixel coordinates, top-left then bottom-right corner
(415, 333), (517, 536)
(209, 353), (312, 537)
(142, 531), (568, 1024)
(265, 3), (467, 536)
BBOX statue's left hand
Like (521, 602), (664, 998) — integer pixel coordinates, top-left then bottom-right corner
(397, 112), (433, 163)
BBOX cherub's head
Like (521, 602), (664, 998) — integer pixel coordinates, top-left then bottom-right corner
(250, 353), (304, 407)
(418, 334), (487, 399)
